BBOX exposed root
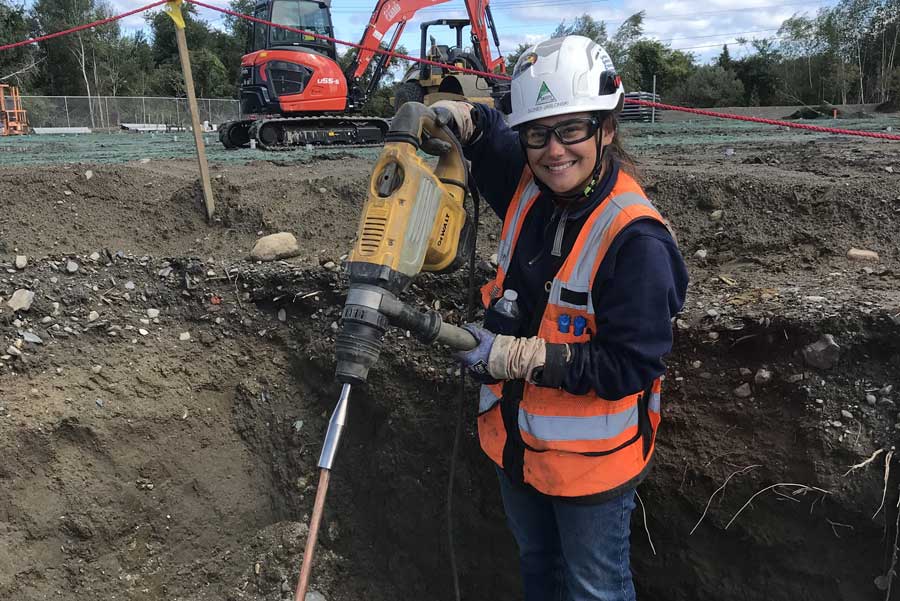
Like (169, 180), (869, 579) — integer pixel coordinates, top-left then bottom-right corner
(873, 449), (894, 520)
(843, 447), (885, 477)
(635, 490), (656, 556)
(825, 519), (854, 538)
(690, 465), (761, 535)
(725, 484), (832, 530)
(678, 462), (689, 493)
(880, 484), (900, 600)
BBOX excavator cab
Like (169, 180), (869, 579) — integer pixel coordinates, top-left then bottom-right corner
(394, 18), (502, 110)
(238, 0), (346, 120)
(250, 0), (337, 58)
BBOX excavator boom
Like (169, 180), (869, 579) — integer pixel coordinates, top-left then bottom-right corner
(464, 0), (505, 74)
(350, 0), (452, 80)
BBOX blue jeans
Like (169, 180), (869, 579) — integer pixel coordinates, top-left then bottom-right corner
(496, 467), (637, 601)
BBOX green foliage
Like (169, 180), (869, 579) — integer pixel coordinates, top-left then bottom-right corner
(733, 40), (783, 105)
(31, 0), (118, 95)
(607, 11), (644, 67)
(622, 39), (694, 94)
(9, 0), (898, 113)
(146, 5), (214, 66)
(0, 0), (36, 85)
(361, 82), (399, 117)
(670, 65), (745, 107)
(338, 43), (409, 85)
(504, 42), (530, 74)
(716, 45), (731, 71)
(551, 14), (608, 45)
(188, 49), (230, 98)
(225, 0), (255, 53)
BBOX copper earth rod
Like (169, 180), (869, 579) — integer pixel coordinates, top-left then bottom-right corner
(294, 467), (331, 601)
(294, 383), (352, 601)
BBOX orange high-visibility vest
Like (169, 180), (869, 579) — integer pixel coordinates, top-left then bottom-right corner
(478, 168), (666, 499)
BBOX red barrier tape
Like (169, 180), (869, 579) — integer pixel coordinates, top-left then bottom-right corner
(188, 0), (511, 81)
(1, 0), (897, 143)
(0, 0), (168, 53)
(186, 1), (900, 142)
(629, 99), (900, 141)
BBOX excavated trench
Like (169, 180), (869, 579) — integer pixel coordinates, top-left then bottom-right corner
(231, 276), (898, 601)
(1, 136), (899, 600)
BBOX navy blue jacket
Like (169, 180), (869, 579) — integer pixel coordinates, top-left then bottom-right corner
(465, 105), (688, 399)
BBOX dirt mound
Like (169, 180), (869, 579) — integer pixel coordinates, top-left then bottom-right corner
(2, 131), (899, 601)
(786, 104), (872, 119)
(876, 98), (899, 113)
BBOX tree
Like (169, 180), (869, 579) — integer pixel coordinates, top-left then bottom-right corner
(187, 49), (230, 97)
(670, 65), (745, 107)
(623, 39), (695, 95)
(337, 43), (409, 116)
(504, 41), (531, 74)
(0, 0), (39, 87)
(146, 4), (214, 67)
(224, 0), (254, 54)
(30, 0), (95, 94)
(540, 12), (645, 75)
(716, 44), (732, 70)
(31, 0), (119, 125)
(608, 11), (644, 67)
(218, 0), (255, 89)
(778, 14), (820, 101)
(733, 39), (783, 105)
(106, 32), (154, 96)
(551, 14), (608, 46)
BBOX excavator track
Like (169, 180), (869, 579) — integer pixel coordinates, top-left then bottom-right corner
(219, 115), (390, 151)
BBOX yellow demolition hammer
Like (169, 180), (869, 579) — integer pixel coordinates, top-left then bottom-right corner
(294, 102), (478, 600)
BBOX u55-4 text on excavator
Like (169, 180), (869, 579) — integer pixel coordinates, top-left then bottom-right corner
(217, 0), (505, 150)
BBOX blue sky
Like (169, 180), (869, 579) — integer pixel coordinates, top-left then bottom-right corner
(108, 0), (837, 64)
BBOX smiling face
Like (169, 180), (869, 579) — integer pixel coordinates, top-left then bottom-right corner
(523, 111), (615, 196)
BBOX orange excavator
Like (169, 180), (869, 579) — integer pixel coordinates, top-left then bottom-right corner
(0, 84), (28, 136)
(218, 0), (505, 150)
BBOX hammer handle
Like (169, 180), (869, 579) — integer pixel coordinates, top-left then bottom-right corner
(436, 321), (478, 351)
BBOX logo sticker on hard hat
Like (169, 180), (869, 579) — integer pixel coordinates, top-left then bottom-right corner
(535, 82), (557, 105)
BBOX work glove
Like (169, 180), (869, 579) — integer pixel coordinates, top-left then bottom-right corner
(431, 100), (477, 144)
(454, 325), (570, 386)
(453, 324), (498, 384)
(489, 335), (548, 383)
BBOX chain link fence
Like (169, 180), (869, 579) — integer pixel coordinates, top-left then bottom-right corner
(19, 96), (241, 130)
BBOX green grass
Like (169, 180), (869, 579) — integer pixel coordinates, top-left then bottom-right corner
(0, 114), (896, 165)
(0, 132), (379, 166)
(623, 115), (898, 147)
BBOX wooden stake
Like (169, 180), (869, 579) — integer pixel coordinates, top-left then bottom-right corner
(169, 2), (215, 221)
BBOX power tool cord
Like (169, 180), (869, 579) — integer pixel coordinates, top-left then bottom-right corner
(440, 121), (481, 601)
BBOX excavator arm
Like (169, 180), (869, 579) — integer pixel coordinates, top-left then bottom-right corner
(350, 0), (451, 80)
(348, 0), (505, 89)
(462, 0), (505, 74)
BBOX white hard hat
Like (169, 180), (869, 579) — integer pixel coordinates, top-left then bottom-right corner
(506, 35), (624, 128)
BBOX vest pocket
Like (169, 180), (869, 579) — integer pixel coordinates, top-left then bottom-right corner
(517, 395), (645, 457)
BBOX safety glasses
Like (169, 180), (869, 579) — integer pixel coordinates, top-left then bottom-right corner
(518, 116), (601, 149)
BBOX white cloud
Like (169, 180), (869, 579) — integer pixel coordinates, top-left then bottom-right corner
(74, 0), (835, 65)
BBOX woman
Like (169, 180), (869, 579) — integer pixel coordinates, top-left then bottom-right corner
(434, 36), (689, 601)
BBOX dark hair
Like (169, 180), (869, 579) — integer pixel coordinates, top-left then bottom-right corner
(598, 112), (638, 178)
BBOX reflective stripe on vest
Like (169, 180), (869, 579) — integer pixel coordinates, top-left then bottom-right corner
(518, 392), (661, 442)
(547, 192), (659, 314)
(479, 383), (501, 414)
(477, 168), (668, 497)
(481, 172), (541, 306)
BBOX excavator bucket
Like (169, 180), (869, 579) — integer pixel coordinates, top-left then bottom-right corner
(0, 84), (29, 136)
